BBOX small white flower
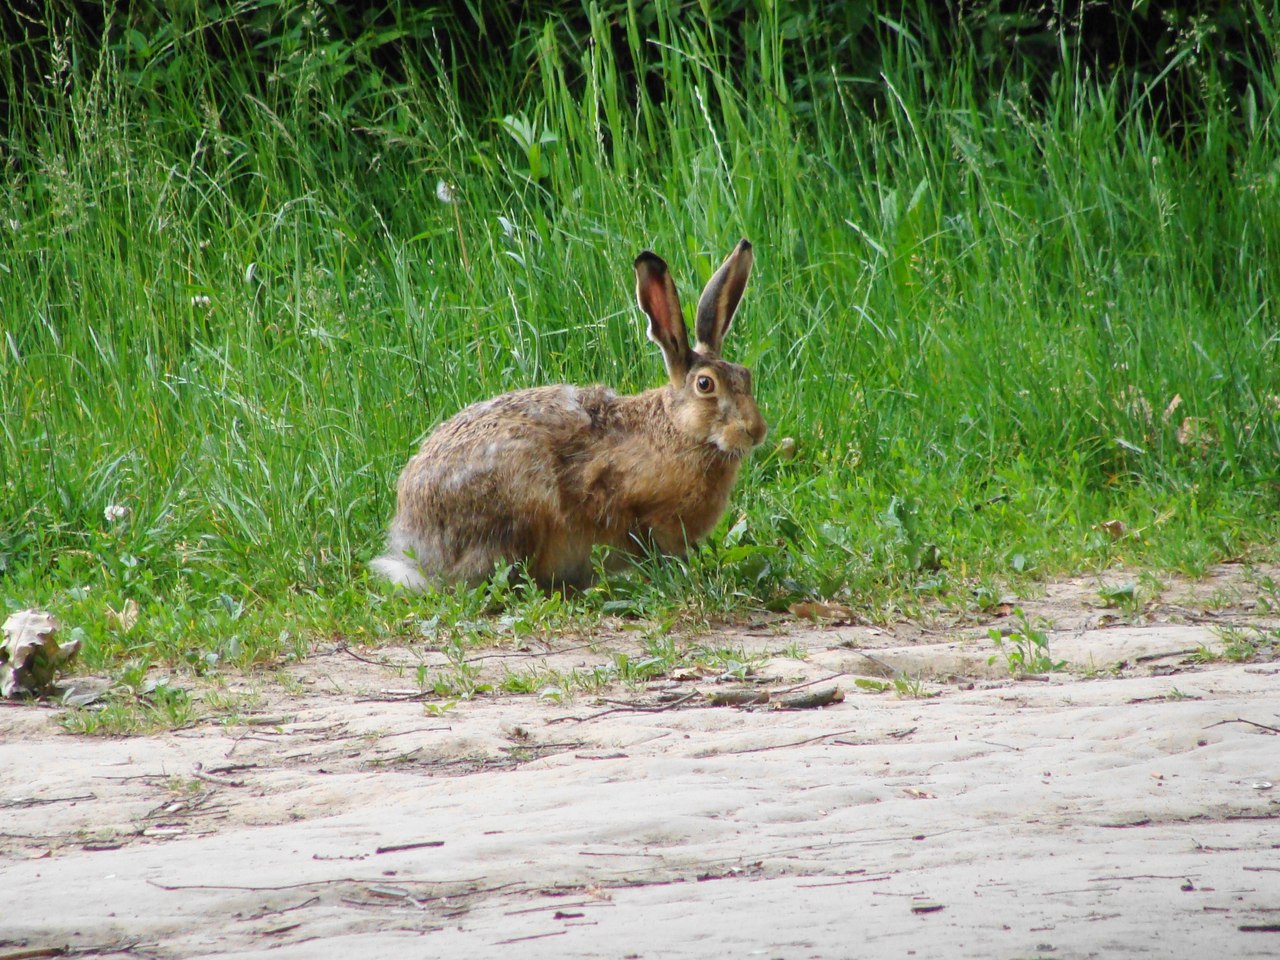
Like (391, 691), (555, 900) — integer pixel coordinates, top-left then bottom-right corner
(104, 504), (129, 522)
(191, 294), (212, 308)
(436, 179), (457, 204)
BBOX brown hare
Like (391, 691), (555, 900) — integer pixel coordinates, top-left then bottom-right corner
(371, 239), (766, 590)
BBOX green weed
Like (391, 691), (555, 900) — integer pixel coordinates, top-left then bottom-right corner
(1096, 581), (1141, 618)
(987, 609), (1068, 675)
(59, 664), (198, 735)
(1214, 625), (1280, 663)
(854, 674), (935, 699)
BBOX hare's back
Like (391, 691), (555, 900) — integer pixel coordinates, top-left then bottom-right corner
(403, 384), (614, 492)
(424, 384), (613, 451)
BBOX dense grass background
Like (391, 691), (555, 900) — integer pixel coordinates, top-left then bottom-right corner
(3, 2), (1278, 674)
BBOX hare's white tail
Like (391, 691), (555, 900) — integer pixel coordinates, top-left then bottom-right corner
(369, 553), (428, 591)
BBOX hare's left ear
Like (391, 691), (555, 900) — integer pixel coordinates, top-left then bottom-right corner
(694, 239), (753, 358)
(635, 251), (691, 386)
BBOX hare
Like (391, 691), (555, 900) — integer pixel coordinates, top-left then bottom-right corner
(371, 239), (766, 590)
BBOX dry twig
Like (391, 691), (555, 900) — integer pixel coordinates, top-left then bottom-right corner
(720, 727), (862, 756)
(1204, 717), (1280, 735)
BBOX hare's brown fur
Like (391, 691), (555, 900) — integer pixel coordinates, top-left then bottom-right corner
(372, 241), (765, 590)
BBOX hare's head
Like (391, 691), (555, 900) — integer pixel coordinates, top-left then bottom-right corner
(634, 240), (767, 457)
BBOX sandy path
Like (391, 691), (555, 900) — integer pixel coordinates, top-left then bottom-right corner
(2, 565), (1278, 958)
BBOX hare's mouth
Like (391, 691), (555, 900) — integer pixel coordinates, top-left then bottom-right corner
(711, 433), (759, 458)
(712, 413), (768, 456)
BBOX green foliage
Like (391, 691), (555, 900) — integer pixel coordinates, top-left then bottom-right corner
(987, 609), (1068, 675)
(854, 674), (935, 699)
(59, 663), (197, 734)
(2, 1), (1279, 671)
(5, 3), (1273, 146)
(1213, 624), (1280, 663)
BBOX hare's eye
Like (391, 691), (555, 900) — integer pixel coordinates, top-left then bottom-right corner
(695, 375), (715, 394)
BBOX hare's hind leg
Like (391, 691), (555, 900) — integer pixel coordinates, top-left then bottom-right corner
(432, 460), (573, 586)
(373, 507), (559, 589)
(526, 533), (596, 591)
(375, 430), (584, 589)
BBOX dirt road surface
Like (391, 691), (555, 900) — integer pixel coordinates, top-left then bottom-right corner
(3, 565), (1278, 958)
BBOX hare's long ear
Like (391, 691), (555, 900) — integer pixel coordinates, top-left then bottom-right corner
(635, 251), (691, 386)
(694, 238), (753, 358)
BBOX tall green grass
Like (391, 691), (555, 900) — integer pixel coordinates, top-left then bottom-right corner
(3, 3), (1278, 670)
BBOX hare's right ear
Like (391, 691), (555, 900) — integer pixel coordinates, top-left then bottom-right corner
(634, 251), (691, 386)
(694, 238), (752, 358)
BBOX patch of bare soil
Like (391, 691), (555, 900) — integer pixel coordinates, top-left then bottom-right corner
(2, 564), (1278, 959)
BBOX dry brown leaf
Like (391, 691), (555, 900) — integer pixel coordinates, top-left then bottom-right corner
(1117, 386), (1152, 423)
(2, 610), (80, 698)
(1099, 519), (1128, 540)
(788, 601), (857, 622)
(107, 598), (139, 633)
(1177, 417), (1214, 449)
